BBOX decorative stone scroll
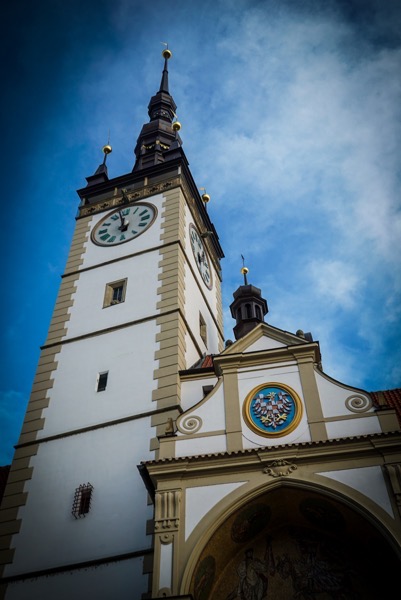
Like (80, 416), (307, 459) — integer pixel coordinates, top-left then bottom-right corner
(176, 414), (203, 435)
(263, 459), (297, 478)
(345, 395), (372, 413)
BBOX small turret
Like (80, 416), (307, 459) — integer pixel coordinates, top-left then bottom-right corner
(85, 143), (112, 187)
(229, 257), (268, 340)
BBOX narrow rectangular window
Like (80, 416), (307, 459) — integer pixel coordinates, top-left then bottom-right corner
(72, 483), (93, 519)
(199, 312), (207, 346)
(103, 278), (127, 307)
(97, 371), (108, 392)
(112, 285), (124, 303)
(80, 488), (91, 514)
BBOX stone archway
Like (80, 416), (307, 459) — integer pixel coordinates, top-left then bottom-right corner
(188, 485), (399, 599)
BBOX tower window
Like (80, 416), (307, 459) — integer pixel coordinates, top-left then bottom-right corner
(255, 305), (262, 320)
(245, 303), (252, 318)
(199, 313), (207, 346)
(97, 371), (108, 392)
(112, 285), (123, 303)
(103, 278), (127, 307)
(72, 483), (93, 519)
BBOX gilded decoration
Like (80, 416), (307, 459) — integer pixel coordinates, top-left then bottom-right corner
(243, 383), (302, 437)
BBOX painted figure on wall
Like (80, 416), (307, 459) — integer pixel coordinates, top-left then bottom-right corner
(226, 538), (275, 600)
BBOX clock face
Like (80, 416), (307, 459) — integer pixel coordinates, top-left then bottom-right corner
(189, 224), (213, 289)
(91, 203), (157, 246)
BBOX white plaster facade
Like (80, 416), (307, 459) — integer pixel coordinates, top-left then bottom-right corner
(145, 322), (401, 598)
(1, 168), (225, 600)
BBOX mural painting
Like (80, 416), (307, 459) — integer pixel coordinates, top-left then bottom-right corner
(191, 497), (388, 599)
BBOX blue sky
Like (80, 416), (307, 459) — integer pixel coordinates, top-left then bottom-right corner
(1, 0), (400, 464)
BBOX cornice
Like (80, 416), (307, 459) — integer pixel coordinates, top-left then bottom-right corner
(143, 431), (401, 480)
(222, 322), (314, 355)
(213, 343), (321, 375)
(78, 176), (181, 218)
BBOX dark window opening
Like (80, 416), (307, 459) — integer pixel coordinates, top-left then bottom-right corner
(72, 483), (93, 519)
(245, 303), (252, 318)
(112, 285), (124, 303)
(199, 313), (207, 346)
(97, 372), (108, 392)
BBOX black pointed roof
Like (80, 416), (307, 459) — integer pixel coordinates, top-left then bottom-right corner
(230, 268), (269, 340)
(85, 149), (110, 187)
(133, 52), (184, 172)
(159, 54), (170, 94)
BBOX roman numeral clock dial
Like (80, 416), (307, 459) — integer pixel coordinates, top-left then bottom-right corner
(189, 223), (213, 289)
(91, 203), (157, 246)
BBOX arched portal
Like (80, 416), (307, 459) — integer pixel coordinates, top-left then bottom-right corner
(186, 485), (400, 599)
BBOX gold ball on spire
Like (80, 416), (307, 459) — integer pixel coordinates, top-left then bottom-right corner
(102, 144), (112, 155)
(162, 48), (172, 59)
(241, 267), (249, 275)
(202, 193), (210, 203)
(172, 121), (181, 132)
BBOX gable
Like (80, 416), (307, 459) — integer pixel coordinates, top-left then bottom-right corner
(223, 322), (311, 355)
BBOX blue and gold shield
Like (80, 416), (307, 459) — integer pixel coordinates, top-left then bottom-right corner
(243, 383), (302, 437)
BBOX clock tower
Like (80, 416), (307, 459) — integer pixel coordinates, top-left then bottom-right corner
(0, 50), (224, 599)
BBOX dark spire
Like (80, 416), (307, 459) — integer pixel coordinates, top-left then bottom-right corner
(133, 48), (184, 172)
(229, 258), (268, 340)
(85, 144), (112, 187)
(159, 52), (170, 94)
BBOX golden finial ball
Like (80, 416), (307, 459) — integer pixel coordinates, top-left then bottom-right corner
(162, 48), (172, 59)
(241, 267), (249, 275)
(172, 121), (181, 132)
(102, 144), (112, 155)
(202, 193), (210, 203)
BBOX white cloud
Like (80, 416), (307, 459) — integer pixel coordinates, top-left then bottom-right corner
(308, 259), (360, 309)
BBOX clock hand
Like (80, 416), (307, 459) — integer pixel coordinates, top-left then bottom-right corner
(118, 210), (124, 228)
(118, 210), (129, 232)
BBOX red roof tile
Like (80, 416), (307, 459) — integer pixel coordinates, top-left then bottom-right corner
(371, 388), (401, 427)
(200, 355), (214, 368)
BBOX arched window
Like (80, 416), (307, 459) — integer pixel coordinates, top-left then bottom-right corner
(255, 305), (262, 320)
(245, 303), (252, 318)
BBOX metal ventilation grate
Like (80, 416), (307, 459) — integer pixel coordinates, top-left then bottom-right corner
(72, 483), (94, 519)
